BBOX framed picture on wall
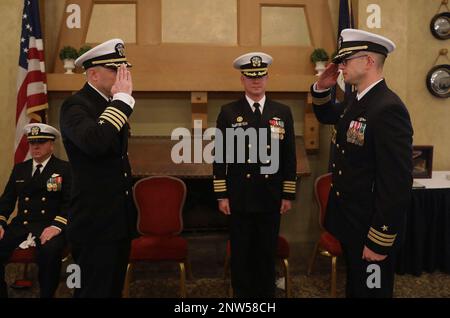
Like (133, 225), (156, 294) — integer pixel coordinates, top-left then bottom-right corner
(412, 145), (433, 179)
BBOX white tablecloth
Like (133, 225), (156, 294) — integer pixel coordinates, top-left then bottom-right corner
(413, 171), (450, 189)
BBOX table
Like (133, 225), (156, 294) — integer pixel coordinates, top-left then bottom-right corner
(396, 171), (450, 275)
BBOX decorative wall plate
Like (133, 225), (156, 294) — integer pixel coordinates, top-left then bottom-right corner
(426, 64), (449, 98)
(430, 12), (450, 40)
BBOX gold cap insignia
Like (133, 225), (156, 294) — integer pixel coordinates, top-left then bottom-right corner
(251, 56), (262, 67)
(31, 126), (40, 135)
(115, 43), (125, 57)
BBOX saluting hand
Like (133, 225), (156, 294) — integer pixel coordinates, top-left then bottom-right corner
(111, 64), (133, 96)
(316, 63), (340, 90)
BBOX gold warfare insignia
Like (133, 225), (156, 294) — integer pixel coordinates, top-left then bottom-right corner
(31, 126), (40, 135)
(251, 56), (262, 67)
(237, 116), (243, 123)
(115, 43), (125, 57)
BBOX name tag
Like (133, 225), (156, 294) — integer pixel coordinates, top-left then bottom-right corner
(231, 122), (248, 128)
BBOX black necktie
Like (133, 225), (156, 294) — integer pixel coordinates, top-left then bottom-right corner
(253, 102), (262, 123)
(33, 164), (42, 179)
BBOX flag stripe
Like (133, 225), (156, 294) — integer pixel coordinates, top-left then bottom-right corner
(14, 0), (48, 164)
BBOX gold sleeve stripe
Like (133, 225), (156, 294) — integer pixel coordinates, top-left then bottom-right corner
(102, 113), (125, 128)
(368, 231), (395, 243)
(312, 95), (331, 106)
(105, 109), (127, 125)
(105, 107), (128, 123)
(283, 190), (296, 194)
(368, 233), (394, 247)
(213, 180), (226, 184)
(283, 188), (296, 192)
(369, 227), (397, 239)
(214, 185), (227, 189)
(283, 182), (296, 185)
(0, 215), (7, 222)
(99, 114), (121, 131)
(104, 109), (126, 125)
(214, 188), (227, 192)
(100, 113), (123, 128)
(54, 216), (68, 225)
(283, 184), (296, 188)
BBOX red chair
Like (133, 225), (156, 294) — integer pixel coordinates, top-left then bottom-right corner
(7, 248), (37, 289)
(224, 235), (291, 297)
(307, 173), (343, 297)
(123, 176), (191, 298)
(7, 246), (70, 290)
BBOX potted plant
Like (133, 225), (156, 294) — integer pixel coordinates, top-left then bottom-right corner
(310, 48), (329, 76)
(59, 46), (78, 74)
(78, 45), (92, 57)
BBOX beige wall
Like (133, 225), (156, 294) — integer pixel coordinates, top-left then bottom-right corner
(358, 0), (450, 170)
(0, 1), (448, 244)
(0, 0), (22, 190)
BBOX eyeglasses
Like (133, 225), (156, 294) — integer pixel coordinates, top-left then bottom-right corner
(340, 54), (368, 66)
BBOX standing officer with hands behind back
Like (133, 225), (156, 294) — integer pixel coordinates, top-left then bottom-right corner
(311, 29), (413, 297)
(60, 39), (137, 298)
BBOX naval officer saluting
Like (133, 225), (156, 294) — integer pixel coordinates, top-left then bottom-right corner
(60, 38), (137, 298)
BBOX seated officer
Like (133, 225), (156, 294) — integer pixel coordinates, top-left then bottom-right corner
(0, 123), (71, 298)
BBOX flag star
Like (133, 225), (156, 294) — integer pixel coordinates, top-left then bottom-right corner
(21, 37), (25, 43)
(29, 27), (32, 31)
(23, 48), (28, 53)
(27, 1), (31, 5)
(26, 24), (30, 29)
(382, 225), (388, 232)
(99, 120), (105, 125)
(23, 14), (27, 19)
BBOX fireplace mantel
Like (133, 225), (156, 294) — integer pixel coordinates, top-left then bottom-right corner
(128, 136), (310, 178)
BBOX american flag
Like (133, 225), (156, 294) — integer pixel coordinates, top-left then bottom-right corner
(15, 0), (48, 163)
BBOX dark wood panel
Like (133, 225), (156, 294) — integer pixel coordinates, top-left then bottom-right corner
(128, 136), (310, 178)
